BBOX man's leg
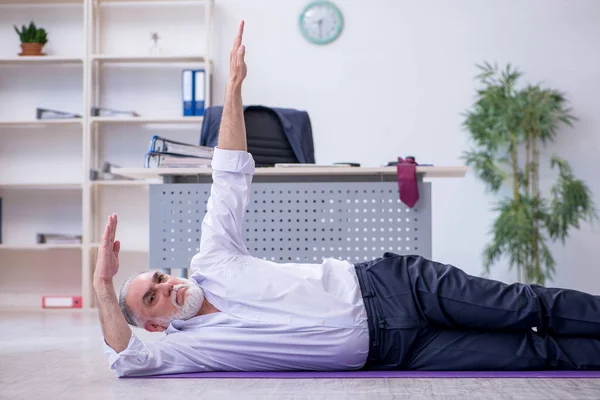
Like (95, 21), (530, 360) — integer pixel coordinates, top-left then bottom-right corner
(379, 253), (600, 336)
(404, 327), (600, 370)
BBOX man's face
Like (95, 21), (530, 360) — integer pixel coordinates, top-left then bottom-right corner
(126, 271), (205, 332)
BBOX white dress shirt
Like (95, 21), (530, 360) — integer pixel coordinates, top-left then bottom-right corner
(104, 148), (370, 377)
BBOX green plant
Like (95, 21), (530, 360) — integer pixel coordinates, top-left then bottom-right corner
(14, 21), (48, 45)
(462, 62), (597, 285)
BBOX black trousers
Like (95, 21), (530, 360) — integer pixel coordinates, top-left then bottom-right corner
(354, 252), (600, 370)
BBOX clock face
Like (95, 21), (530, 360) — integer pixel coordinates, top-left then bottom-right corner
(299, 1), (343, 45)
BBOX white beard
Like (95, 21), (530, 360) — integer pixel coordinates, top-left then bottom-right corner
(154, 279), (205, 327)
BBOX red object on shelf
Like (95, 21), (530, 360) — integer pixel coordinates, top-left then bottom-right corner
(42, 296), (82, 308)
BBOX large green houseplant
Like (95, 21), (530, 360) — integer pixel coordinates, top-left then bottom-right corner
(462, 62), (597, 285)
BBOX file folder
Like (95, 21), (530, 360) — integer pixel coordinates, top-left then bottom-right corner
(193, 69), (206, 116)
(37, 233), (82, 244)
(148, 135), (214, 158)
(91, 107), (139, 117)
(42, 296), (82, 308)
(182, 69), (194, 116)
(36, 108), (82, 120)
(144, 152), (212, 168)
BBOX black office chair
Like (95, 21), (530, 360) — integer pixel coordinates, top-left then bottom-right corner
(200, 105), (314, 166)
(244, 107), (299, 167)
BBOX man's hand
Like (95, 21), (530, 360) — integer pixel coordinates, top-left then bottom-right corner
(94, 213), (121, 285)
(229, 20), (247, 87)
(218, 20), (248, 152)
(93, 213), (132, 354)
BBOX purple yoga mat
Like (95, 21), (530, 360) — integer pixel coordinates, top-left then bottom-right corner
(128, 370), (600, 379)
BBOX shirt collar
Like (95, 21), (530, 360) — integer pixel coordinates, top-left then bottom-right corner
(166, 312), (227, 334)
(166, 319), (186, 333)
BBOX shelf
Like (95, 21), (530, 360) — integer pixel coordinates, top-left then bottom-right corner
(91, 116), (203, 124)
(0, 119), (82, 127)
(98, 0), (209, 5)
(0, 183), (82, 190)
(0, 0), (81, 5)
(1, 0), (215, 311)
(111, 166), (469, 180)
(0, 57), (83, 65)
(91, 55), (206, 64)
(0, 244), (82, 250)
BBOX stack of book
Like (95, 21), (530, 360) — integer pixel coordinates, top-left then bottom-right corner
(144, 135), (214, 168)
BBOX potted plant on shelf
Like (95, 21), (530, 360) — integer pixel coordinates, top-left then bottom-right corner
(14, 21), (48, 56)
(462, 62), (597, 285)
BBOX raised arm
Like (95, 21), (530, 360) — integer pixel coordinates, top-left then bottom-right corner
(219, 20), (247, 151)
(196, 21), (255, 260)
(93, 213), (132, 353)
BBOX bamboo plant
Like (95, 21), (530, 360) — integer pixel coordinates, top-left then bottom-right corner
(462, 62), (597, 285)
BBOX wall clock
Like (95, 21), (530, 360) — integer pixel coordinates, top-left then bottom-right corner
(299, 1), (344, 45)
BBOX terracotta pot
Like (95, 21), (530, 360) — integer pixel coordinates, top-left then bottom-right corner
(19, 43), (45, 56)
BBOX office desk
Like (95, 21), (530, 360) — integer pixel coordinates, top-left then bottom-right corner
(114, 166), (467, 274)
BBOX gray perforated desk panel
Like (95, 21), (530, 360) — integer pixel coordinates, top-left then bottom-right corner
(149, 174), (431, 273)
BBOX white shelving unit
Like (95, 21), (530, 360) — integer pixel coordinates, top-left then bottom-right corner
(0, 0), (214, 309)
(91, 54), (207, 63)
(0, 56), (83, 64)
(0, 183), (83, 189)
(91, 116), (204, 124)
(0, 0), (83, 5)
(0, 244), (83, 250)
(0, 119), (82, 126)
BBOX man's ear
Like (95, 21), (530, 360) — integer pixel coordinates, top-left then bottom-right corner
(144, 321), (166, 332)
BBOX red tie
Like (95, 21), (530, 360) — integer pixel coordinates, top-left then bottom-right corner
(396, 156), (419, 208)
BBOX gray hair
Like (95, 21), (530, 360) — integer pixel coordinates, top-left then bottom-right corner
(119, 272), (145, 327)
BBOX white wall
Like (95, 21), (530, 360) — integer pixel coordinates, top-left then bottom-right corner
(0, 0), (598, 304)
(210, 0), (600, 291)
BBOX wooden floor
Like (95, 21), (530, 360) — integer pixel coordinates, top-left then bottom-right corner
(1, 309), (599, 400)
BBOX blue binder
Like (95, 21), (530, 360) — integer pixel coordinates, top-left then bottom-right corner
(193, 69), (206, 116)
(182, 69), (194, 116)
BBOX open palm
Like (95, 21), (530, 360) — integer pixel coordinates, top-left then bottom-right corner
(229, 20), (247, 85)
(95, 213), (121, 281)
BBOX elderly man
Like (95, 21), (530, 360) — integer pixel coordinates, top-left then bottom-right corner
(94, 21), (600, 377)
